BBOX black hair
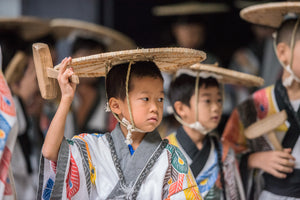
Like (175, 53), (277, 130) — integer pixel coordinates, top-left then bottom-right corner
(168, 74), (220, 109)
(106, 61), (163, 100)
(276, 18), (300, 45)
(71, 37), (107, 55)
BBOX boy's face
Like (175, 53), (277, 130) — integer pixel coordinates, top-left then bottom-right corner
(186, 86), (222, 132)
(291, 40), (300, 78)
(118, 76), (164, 133)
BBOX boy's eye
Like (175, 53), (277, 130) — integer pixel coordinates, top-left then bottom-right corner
(141, 97), (149, 101)
(158, 98), (164, 102)
(205, 99), (211, 103)
(218, 98), (223, 103)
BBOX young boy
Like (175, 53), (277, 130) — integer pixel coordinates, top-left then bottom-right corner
(166, 63), (263, 199)
(37, 48), (204, 199)
(222, 2), (300, 199)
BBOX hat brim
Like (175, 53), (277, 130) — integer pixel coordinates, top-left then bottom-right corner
(4, 51), (28, 85)
(0, 16), (50, 41)
(188, 63), (264, 87)
(54, 47), (206, 77)
(152, 2), (229, 16)
(240, 2), (300, 28)
(50, 18), (137, 51)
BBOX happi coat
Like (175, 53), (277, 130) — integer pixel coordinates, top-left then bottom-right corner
(223, 80), (300, 199)
(167, 127), (245, 200)
(0, 68), (18, 200)
(37, 124), (202, 200)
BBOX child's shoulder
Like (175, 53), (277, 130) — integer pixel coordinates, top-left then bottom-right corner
(67, 133), (106, 144)
(164, 142), (189, 174)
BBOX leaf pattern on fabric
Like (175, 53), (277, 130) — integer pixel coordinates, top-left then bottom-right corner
(43, 178), (54, 200)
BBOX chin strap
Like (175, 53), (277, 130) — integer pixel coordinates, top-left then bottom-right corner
(173, 113), (210, 135)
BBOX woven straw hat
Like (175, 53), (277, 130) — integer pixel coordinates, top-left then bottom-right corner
(0, 16), (50, 41)
(4, 51), (28, 85)
(152, 1), (229, 16)
(180, 63), (264, 87)
(53, 47), (206, 77)
(240, 1), (300, 28)
(50, 18), (137, 51)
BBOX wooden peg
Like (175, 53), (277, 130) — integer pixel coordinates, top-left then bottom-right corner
(244, 110), (287, 151)
(32, 43), (79, 99)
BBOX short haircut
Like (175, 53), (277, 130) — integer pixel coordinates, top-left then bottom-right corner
(71, 37), (107, 55)
(276, 18), (300, 45)
(168, 74), (220, 109)
(106, 61), (164, 100)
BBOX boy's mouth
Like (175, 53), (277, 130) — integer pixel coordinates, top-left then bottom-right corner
(148, 117), (158, 122)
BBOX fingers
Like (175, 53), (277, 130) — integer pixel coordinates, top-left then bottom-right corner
(58, 57), (73, 83)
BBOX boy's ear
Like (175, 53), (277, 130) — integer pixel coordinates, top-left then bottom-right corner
(174, 101), (187, 119)
(109, 97), (122, 115)
(276, 42), (290, 66)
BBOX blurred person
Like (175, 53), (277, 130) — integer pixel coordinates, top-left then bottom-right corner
(223, 2), (300, 199)
(152, 1), (229, 136)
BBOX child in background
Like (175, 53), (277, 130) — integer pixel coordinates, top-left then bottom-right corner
(222, 2), (300, 199)
(167, 63), (263, 199)
(36, 47), (205, 199)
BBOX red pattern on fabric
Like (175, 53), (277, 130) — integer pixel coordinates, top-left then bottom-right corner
(253, 89), (268, 119)
(0, 146), (11, 183)
(51, 161), (57, 174)
(167, 173), (184, 198)
(222, 109), (247, 154)
(66, 154), (80, 200)
(0, 73), (15, 116)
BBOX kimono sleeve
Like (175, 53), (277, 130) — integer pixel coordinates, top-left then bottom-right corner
(163, 144), (202, 200)
(37, 136), (93, 200)
(222, 108), (248, 154)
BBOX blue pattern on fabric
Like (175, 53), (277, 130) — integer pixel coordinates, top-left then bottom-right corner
(128, 144), (135, 155)
(3, 96), (11, 106)
(91, 133), (105, 138)
(196, 149), (219, 194)
(0, 114), (11, 151)
(43, 178), (54, 200)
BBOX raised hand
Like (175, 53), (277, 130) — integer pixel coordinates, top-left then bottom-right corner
(57, 57), (77, 102)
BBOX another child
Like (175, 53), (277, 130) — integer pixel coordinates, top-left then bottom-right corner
(222, 2), (300, 200)
(166, 63), (262, 199)
(37, 49), (203, 199)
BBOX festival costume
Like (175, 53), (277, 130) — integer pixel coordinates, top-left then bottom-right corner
(223, 80), (300, 199)
(0, 48), (18, 200)
(167, 128), (244, 200)
(38, 124), (202, 200)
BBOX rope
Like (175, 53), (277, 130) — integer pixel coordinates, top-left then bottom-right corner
(195, 71), (200, 122)
(125, 61), (135, 129)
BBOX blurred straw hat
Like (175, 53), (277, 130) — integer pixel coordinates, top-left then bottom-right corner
(176, 63), (264, 87)
(4, 51), (28, 85)
(0, 16), (50, 41)
(52, 47), (206, 77)
(50, 18), (137, 51)
(152, 1), (230, 16)
(240, 1), (300, 28)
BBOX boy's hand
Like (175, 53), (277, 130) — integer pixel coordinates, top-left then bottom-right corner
(57, 57), (76, 103)
(248, 148), (295, 179)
